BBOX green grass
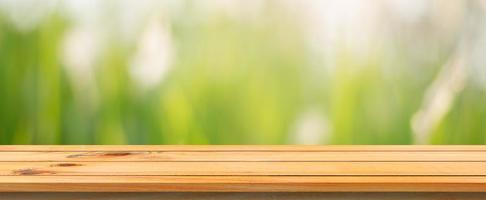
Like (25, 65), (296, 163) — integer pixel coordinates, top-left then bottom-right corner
(0, 3), (485, 145)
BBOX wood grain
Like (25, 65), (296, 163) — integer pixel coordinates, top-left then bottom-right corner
(4, 193), (486, 200)
(2, 151), (486, 161)
(4, 162), (486, 176)
(1, 145), (486, 192)
(3, 145), (486, 151)
(5, 193), (486, 200)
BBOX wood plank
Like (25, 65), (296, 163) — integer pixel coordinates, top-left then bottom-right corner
(2, 176), (486, 192)
(1, 145), (486, 192)
(3, 145), (486, 151)
(1, 151), (486, 161)
(3, 161), (486, 176)
(5, 192), (486, 200)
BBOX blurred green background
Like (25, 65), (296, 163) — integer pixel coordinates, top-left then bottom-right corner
(1, 0), (486, 145)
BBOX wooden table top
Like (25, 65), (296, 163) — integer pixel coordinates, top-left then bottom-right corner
(1, 145), (486, 192)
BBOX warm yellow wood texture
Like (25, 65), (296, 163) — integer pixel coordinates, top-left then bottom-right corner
(5, 192), (486, 200)
(2, 145), (486, 192)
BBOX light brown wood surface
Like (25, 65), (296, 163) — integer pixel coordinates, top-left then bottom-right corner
(5, 192), (486, 200)
(2, 145), (486, 192)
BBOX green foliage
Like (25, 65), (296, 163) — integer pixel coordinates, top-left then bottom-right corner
(0, 4), (485, 145)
